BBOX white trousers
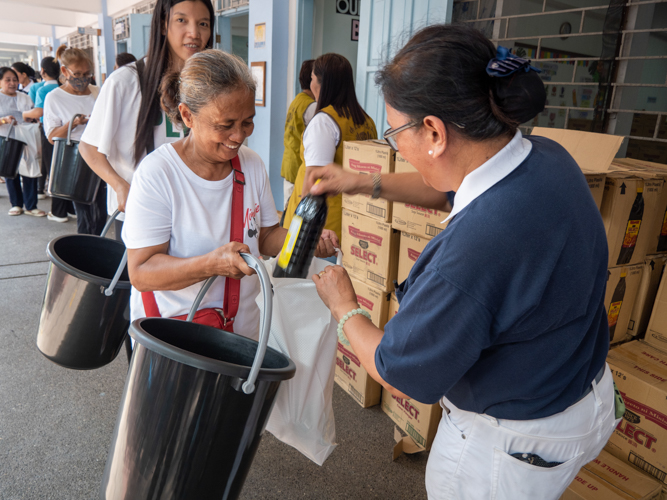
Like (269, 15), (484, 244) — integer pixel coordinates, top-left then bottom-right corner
(425, 364), (619, 500)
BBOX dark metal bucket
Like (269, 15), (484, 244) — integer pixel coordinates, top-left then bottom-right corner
(0, 121), (27, 179)
(37, 211), (130, 369)
(48, 114), (101, 204)
(100, 254), (296, 500)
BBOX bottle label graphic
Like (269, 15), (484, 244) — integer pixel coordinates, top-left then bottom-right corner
(621, 220), (642, 249)
(608, 301), (623, 327)
(277, 216), (303, 269)
(661, 211), (667, 237)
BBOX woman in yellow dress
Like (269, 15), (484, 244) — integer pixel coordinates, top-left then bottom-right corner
(283, 53), (376, 241)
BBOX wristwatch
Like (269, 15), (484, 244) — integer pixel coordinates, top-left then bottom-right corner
(371, 173), (381, 199)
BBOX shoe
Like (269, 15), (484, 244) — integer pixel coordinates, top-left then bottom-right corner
(8, 206), (22, 216)
(24, 208), (46, 217)
(68, 212), (77, 219)
(47, 212), (68, 223)
(37, 193), (47, 200)
(0, 177), (5, 184)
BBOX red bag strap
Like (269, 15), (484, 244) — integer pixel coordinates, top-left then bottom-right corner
(222, 155), (245, 332)
(139, 156), (245, 332)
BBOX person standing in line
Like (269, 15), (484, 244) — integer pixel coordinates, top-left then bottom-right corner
(11, 62), (36, 98)
(80, 0), (216, 243)
(114, 52), (137, 70)
(24, 57), (63, 200)
(310, 24), (619, 500)
(0, 67), (44, 217)
(283, 53), (377, 241)
(280, 59), (316, 208)
(43, 45), (105, 234)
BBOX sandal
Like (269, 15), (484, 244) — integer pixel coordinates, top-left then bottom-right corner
(8, 206), (23, 216)
(24, 208), (46, 217)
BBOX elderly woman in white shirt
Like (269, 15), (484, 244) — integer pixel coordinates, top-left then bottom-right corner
(0, 66), (44, 216)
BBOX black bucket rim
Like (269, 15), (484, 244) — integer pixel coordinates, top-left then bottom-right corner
(130, 317), (297, 382)
(52, 137), (79, 145)
(46, 234), (131, 289)
(0, 136), (27, 146)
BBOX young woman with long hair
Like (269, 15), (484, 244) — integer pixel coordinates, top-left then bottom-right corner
(80, 0), (215, 240)
(282, 53), (377, 241)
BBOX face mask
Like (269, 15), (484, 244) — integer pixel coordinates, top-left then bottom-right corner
(67, 75), (90, 92)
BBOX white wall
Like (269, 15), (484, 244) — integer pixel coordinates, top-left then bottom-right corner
(312, 0), (360, 80)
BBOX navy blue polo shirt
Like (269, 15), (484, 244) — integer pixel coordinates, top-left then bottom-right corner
(376, 135), (609, 421)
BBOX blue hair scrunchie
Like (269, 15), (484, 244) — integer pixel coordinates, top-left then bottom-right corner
(486, 46), (541, 77)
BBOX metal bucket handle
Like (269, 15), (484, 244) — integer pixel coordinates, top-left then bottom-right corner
(100, 209), (127, 297)
(186, 253), (272, 395)
(4, 119), (16, 139)
(66, 114), (84, 146)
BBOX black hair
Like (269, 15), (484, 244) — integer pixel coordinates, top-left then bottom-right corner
(40, 57), (60, 80)
(116, 52), (137, 68)
(298, 59), (314, 90)
(11, 62), (35, 81)
(313, 53), (368, 126)
(0, 67), (19, 81)
(375, 24), (546, 141)
(134, 0), (215, 164)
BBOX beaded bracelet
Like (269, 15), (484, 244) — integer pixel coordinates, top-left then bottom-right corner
(337, 307), (372, 346)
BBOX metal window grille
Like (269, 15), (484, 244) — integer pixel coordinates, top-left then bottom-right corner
(68, 33), (93, 50)
(452, 0), (667, 163)
(133, 1), (157, 15)
(219, 0), (250, 13)
(114, 15), (130, 41)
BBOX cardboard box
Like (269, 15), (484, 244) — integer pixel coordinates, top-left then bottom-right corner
(562, 450), (662, 500)
(626, 140), (667, 166)
(532, 128), (622, 211)
(381, 389), (442, 450)
(391, 152), (450, 238)
(334, 342), (382, 408)
(341, 209), (400, 291)
(397, 231), (430, 284)
(341, 140), (394, 222)
(387, 292), (399, 323)
(628, 256), (667, 339)
(645, 271), (667, 352)
(605, 341), (667, 487)
(611, 160), (667, 255)
(350, 276), (390, 330)
(601, 173), (664, 268)
(606, 264), (644, 344)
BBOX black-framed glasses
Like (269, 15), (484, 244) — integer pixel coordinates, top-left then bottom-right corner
(383, 120), (419, 151)
(384, 120), (466, 152)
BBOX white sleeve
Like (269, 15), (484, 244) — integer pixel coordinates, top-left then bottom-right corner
(303, 113), (340, 167)
(42, 93), (62, 138)
(122, 155), (173, 249)
(18, 93), (33, 112)
(81, 69), (127, 156)
(303, 101), (317, 127)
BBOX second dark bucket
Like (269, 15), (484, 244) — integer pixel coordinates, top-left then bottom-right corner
(48, 114), (101, 204)
(0, 121), (27, 179)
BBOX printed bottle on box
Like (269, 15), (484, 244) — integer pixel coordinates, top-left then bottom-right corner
(607, 271), (626, 341)
(617, 186), (644, 265)
(658, 207), (667, 252)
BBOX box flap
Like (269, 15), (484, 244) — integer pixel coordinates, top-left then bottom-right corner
(607, 341), (667, 391)
(584, 450), (662, 500)
(531, 127), (623, 172)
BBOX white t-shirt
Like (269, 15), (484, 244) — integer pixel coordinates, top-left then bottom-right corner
(81, 62), (186, 219)
(303, 112), (340, 167)
(43, 87), (96, 142)
(0, 91), (32, 135)
(122, 144), (280, 340)
(303, 101), (317, 127)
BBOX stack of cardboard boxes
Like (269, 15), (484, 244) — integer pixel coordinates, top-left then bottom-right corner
(530, 130), (667, 499)
(334, 140), (444, 453)
(335, 131), (667, 473)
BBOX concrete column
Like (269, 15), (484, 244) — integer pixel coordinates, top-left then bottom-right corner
(98, 0), (115, 81)
(247, 0), (289, 210)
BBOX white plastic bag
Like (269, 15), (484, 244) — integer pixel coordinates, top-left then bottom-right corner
(256, 256), (339, 465)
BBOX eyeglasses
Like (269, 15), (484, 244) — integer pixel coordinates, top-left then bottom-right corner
(384, 120), (466, 152)
(383, 120), (419, 152)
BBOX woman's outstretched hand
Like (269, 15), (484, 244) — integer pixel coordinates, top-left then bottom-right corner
(308, 163), (373, 197)
(312, 265), (358, 322)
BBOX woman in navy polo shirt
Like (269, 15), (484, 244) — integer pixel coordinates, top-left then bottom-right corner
(311, 24), (618, 500)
